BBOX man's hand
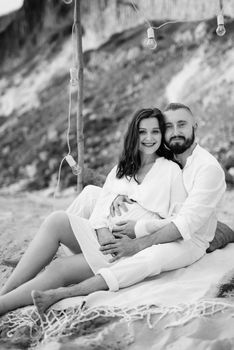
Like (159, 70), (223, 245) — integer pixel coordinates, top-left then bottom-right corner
(100, 235), (139, 262)
(112, 220), (136, 239)
(110, 195), (135, 217)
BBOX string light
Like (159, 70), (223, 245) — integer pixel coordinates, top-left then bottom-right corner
(130, 1), (190, 51)
(216, 0), (226, 36)
(54, 1), (77, 200)
(130, 0), (226, 50)
(216, 14), (226, 36)
(70, 67), (78, 86)
(130, 1), (157, 50)
(65, 155), (81, 175)
(146, 27), (157, 50)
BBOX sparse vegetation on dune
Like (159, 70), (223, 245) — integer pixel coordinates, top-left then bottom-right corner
(1, 13), (234, 192)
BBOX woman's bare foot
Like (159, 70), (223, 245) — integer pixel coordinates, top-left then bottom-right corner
(31, 290), (61, 316)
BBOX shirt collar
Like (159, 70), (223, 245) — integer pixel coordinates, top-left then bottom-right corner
(184, 144), (200, 168)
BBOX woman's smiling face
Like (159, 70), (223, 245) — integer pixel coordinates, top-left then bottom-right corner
(138, 117), (162, 155)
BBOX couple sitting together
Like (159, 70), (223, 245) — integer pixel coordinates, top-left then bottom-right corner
(0, 102), (230, 317)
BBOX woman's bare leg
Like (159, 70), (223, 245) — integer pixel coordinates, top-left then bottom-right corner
(0, 211), (80, 296)
(32, 274), (108, 316)
(0, 254), (94, 315)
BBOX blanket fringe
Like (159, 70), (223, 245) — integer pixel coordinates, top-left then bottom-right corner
(0, 299), (234, 348)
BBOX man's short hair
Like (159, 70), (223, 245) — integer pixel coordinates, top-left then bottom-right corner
(164, 102), (193, 115)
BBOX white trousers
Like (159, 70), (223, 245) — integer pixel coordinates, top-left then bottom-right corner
(98, 240), (205, 291)
(66, 185), (206, 291)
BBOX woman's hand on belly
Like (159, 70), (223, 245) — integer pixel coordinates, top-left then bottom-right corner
(112, 220), (136, 239)
(110, 195), (135, 217)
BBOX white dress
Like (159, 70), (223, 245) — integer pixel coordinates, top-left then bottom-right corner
(66, 157), (187, 274)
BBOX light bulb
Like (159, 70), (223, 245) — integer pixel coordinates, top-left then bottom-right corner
(63, 0), (72, 4)
(70, 67), (78, 86)
(71, 164), (81, 176)
(216, 24), (226, 36)
(147, 38), (157, 50)
(146, 27), (157, 50)
(65, 155), (81, 175)
(216, 14), (226, 36)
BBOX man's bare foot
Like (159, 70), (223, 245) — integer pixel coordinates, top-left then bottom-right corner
(31, 290), (61, 316)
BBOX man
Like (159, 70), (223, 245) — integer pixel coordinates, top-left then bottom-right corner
(32, 103), (227, 314)
(101, 102), (226, 258)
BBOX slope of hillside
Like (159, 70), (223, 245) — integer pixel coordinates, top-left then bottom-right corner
(0, 17), (234, 191)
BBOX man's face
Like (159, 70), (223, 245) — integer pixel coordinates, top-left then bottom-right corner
(164, 109), (196, 154)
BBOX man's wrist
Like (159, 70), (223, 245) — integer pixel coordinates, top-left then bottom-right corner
(133, 238), (142, 254)
(132, 223), (182, 254)
(136, 234), (156, 251)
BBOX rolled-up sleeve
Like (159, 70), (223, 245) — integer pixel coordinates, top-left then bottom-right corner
(97, 268), (119, 291)
(135, 220), (150, 237)
(135, 218), (173, 238)
(172, 164), (226, 240)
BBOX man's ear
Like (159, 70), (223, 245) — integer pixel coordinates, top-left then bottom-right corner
(193, 122), (198, 131)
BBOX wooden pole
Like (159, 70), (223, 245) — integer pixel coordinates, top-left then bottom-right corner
(74, 0), (84, 193)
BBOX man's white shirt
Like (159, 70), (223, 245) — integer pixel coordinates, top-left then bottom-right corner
(135, 145), (226, 249)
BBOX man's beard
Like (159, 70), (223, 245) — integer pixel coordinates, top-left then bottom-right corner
(165, 128), (195, 154)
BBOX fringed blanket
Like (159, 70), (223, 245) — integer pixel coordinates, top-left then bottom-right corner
(1, 244), (234, 349)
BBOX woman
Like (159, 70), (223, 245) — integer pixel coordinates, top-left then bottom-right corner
(0, 108), (189, 316)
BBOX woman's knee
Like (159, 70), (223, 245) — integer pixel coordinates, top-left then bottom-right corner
(48, 210), (68, 221)
(44, 211), (68, 229)
(40, 211), (70, 240)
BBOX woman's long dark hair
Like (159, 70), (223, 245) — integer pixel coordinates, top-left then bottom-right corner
(116, 108), (172, 180)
